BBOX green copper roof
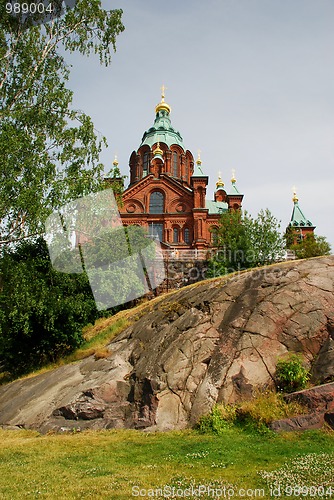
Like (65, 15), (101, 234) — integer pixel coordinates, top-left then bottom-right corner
(192, 161), (207, 177)
(206, 200), (228, 214)
(289, 201), (314, 228)
(140, 109), (185, 150)
(228, 181), (241, 195)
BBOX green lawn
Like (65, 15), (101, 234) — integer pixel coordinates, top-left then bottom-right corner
(0, 427), (333, 499)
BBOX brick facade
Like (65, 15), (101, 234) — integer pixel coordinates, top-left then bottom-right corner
(118, 93), (243, 250)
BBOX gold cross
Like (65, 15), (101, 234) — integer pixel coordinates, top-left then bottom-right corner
(161, 84), (167, 100)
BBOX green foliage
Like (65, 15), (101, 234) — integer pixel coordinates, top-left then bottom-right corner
(0, 0), (124, 246)
(275, 354), (310, 393)
(197, 404), (236, 435)
(0, 225), (156, 377)
(206, 208), (285, 277)
(290, 234), (331, 259)
(197, 391), (307, 435)
(0, 238), (99, 376)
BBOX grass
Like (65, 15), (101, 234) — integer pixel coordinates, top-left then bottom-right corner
(0, 427), (333, 499)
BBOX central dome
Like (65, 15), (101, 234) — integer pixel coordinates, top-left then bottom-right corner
(139, 90), (184, 150)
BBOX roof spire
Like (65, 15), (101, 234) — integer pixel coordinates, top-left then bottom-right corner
(113, 154), (119, 167)
(292, 186), (298, 203)
(216, 171), (225, 188)
(196, 149), (202, 165)
(231, 168), (236, 184)
(155, 84), (171, 114)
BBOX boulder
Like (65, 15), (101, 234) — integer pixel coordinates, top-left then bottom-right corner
(283, 382), (334, 413)
(270, 412), (325, 432)
(1, 256), (334, 432)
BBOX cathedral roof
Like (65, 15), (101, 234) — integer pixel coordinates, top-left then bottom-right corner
(289, 190), (315, 228)
(227, 170), (242, 195)
(206, 200), (228, 214)
(139, 89), (184, 150)
(192, 151), (207, 178)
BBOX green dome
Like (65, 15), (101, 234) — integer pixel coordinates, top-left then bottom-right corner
(139, 109), (185, 150)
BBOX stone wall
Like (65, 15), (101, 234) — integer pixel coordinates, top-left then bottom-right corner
(157, 258), (208, 293)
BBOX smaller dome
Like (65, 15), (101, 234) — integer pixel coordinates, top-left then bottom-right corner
(153, 142), (164, 157)
(292, 187), (298, 203)
(113, 155), (119, 167)
(216, 171), (225, 189)
(155, 85), (171, 114)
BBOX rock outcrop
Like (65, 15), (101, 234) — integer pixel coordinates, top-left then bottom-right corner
(270, 382), (334, 432)
(0, 256), (334, 433)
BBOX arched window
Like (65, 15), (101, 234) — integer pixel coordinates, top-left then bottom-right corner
(185, 160), (189, 182)
(172, 151), (178, 177)
(149, 191), (164, 213)
(143, 151), (149, 177)
(211, 227), (219, 245)
(184, 228), (190, 244)
(173, 227), (179, 243)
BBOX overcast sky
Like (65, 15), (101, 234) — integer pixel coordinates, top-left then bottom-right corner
(66, 0), (334, 249)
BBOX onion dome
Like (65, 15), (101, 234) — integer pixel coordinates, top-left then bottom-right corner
(155, 85), (171, 114)
(153, 141), (164, 157)
(216, 171), (225, 189)
(140, 87), (184, 150)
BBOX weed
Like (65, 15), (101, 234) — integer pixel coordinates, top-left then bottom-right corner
(197, 404), (236, 434)
(275, 354), (310, 393)
(198, 391), (306, 435)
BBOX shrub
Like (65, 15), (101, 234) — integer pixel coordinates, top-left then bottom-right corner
(197, 391), (306, 435)
(275, 354), (310, 393)
(197, 404), (236, 435)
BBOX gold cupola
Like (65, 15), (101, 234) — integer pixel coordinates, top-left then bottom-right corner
(153, 141), (164, 157)
(216, 171), (225, 189)
(113, 154), (119, 167)
(155, 85), (171, 114)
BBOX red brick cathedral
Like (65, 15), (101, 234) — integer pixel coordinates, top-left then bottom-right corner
(118, 89), (243, 250)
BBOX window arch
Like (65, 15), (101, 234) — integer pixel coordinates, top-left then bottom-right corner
(149, 191), (164, 214)
(143, 151), (150, 177)
(211, 227), (219, 245)
(173, 227), (179, 243)
(184, 227), (190, 244)
(172, 151), (178, 177)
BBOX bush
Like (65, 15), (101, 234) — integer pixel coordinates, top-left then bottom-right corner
(197, 404), (236, 435)
(275, 354), (310, 393)
(197, 391), (306, 435)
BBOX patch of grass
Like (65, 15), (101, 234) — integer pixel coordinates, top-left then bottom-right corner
(0, 427), (332, 499)
(198, 391), (306, 435)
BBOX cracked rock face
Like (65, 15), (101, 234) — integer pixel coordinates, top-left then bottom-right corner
(1, 256), (334, 433)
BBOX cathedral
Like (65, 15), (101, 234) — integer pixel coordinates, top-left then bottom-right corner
(117, 89), (243, 251)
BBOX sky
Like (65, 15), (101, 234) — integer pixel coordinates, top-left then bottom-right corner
(65, 0), (334, 249)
